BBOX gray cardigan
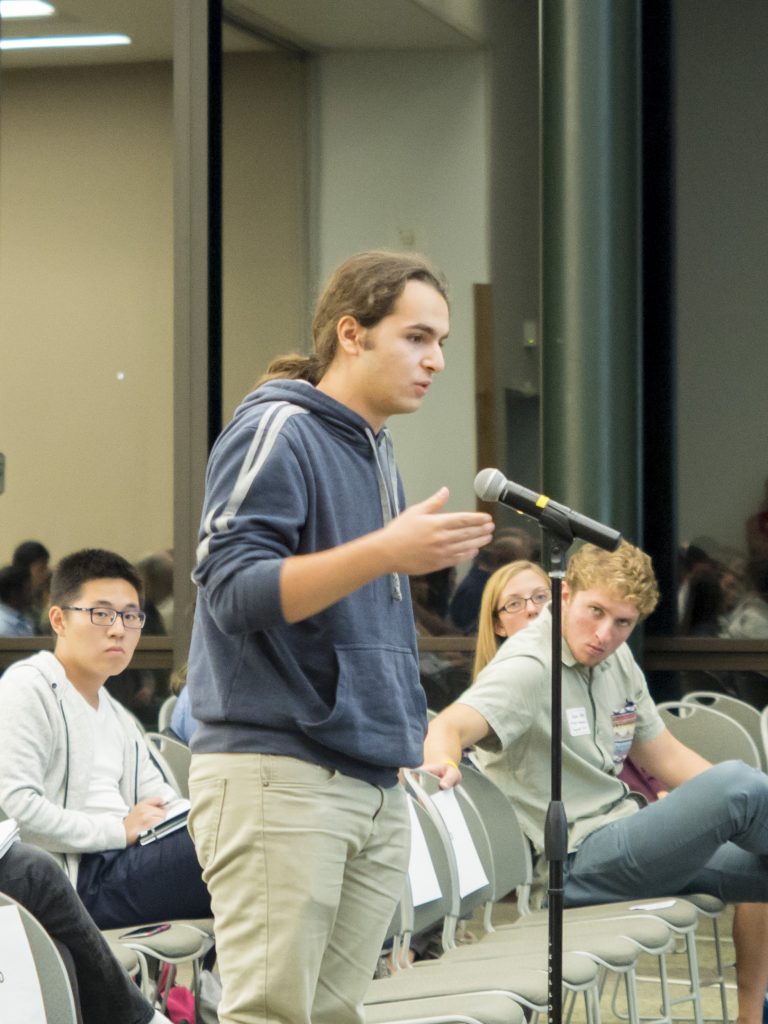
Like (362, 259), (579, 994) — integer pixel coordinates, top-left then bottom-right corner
(0, 651), (177, 885)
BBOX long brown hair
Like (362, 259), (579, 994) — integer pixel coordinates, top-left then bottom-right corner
(255, 250), (448, 388)
(472, 560), (550, 680)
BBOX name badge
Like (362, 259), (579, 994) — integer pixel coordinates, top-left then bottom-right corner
(566, 706), (590, 737)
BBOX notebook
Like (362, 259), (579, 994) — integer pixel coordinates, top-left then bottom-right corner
(137, 798), (191, 846)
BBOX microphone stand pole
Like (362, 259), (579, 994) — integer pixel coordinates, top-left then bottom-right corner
(538, 510), (575, 1024)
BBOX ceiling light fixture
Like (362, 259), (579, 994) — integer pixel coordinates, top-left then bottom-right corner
(0, 1), (55, 17)
(0, 33), (131, 50)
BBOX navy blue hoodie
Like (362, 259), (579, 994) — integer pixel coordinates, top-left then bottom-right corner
(186, 379), (427, 786)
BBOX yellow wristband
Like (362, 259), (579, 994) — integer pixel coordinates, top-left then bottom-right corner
(443, 760), (459, 771)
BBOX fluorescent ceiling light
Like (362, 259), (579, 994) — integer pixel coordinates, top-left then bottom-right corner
(0, 1), (55, 16)
(0, 33), (131, 50)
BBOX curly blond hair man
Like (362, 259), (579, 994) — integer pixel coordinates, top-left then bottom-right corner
(425, 540), (768, 1024)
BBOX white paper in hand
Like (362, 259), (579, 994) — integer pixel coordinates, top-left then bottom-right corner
(430, 788), (489, 897)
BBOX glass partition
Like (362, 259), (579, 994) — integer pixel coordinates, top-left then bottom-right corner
(0, 3), (175, 723)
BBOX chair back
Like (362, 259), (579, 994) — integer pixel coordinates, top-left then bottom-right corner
(657, 700), (762, 768)
(146, 732), (192, 798)
(0, 893), (79, 1024)
(682, 690), (766, 769)
(158, 694), (178, 732)
(402, 777), (463, 952)
(456, 763), (533, 913)
(406, 769), (494, 929)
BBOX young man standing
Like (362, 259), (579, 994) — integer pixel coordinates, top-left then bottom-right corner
(424, 541), (768, 1024)
(186, 250), (495, 1024)
(0, 549), (211, 929)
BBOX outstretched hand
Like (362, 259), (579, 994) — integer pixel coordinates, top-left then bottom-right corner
(421, 761), (463, 790)
(383, 487), (494, 575)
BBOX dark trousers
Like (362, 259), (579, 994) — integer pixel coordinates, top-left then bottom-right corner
(76, 827), (211, 929)
(0, 843), (153, 1024)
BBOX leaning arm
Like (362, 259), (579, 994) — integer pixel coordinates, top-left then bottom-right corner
(629, 727), (711, 789)
(421, 703), (492, 789)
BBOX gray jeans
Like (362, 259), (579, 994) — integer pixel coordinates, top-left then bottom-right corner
(565, 760), (768, 905)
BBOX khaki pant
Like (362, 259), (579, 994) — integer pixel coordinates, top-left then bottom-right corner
(188, 752), (410, 1024)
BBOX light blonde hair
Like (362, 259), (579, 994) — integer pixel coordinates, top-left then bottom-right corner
(472, 560), (550, 680)
(255, 250), (448, 388)
(565, 540), (660, 620)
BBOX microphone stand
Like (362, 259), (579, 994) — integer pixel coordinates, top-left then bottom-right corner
(472, 467), (622, 1023)
(537, 508), (576, 1024)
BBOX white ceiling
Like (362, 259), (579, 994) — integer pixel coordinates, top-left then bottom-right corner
(0, 0), (487, 68)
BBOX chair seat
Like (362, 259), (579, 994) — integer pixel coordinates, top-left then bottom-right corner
(364, 991), (526, 1024)
(440, 927), (647, 968)
(106, 937), (141, 974)
(366, 951), (596, 1007)
(104, 921), (213, 962)
(683, 892), (725, 916)
(484, 913), (674, 954)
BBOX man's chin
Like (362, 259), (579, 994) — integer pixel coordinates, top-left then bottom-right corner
(579, 648), (605, 667)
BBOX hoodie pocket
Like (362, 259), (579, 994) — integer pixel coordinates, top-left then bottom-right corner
(297, 643), (426, 768)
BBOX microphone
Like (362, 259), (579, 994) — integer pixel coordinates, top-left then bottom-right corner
(474, 468), (622, 552)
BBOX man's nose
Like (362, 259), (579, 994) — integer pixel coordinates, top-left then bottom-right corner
(424, 341), (445, 373)
(594, 621), (613, 643)
(108, 613), (126, 634)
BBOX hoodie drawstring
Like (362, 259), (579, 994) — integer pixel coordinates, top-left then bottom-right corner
(366, 427), (403, 601)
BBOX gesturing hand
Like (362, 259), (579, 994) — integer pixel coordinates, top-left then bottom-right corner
(383, 487), (494, 575)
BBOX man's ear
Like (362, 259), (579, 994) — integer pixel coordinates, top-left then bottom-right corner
(336, 314), (364, 355)
(49, 605), (65, 637)
(561, 581), (571, 605)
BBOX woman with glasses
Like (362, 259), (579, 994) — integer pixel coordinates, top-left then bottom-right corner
(472, 560), (551, 680)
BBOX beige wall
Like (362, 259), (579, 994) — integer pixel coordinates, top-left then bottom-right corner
(0, 52), (306, 569)
(313, 50), (489, 517)
(222, 52), (308, 421)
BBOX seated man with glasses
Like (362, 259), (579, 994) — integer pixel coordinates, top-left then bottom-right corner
(0, 549), (211, 929)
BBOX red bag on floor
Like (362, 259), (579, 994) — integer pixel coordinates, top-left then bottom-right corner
(166, 985), (195, 1024)
(157, 964), (196, 1024)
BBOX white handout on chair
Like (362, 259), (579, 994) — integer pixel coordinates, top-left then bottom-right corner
(430, 788), (489, 897)
(0, 904), (46, 1024)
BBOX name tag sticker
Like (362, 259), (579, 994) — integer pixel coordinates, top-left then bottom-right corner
(566, 706), (590, 737)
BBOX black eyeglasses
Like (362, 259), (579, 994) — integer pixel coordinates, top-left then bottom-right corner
(496, 591), (550, 616)
(61, 606), (147, 629)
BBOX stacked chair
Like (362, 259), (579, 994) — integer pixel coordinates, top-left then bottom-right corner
(407, 768), (699, 1024)
(103, 919), (214, 1017)
(450, 764), (713, 1024)
(365, 794), (600, 1024)
(0, 892), (79, 1024)
(368, 762), (731, 1024)
(656, 699), (761, 770)
(680, 691), (766, 770)
(146, 731), (193, 799)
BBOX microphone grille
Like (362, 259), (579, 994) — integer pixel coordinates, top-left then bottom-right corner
(474, 468), (506, 503)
